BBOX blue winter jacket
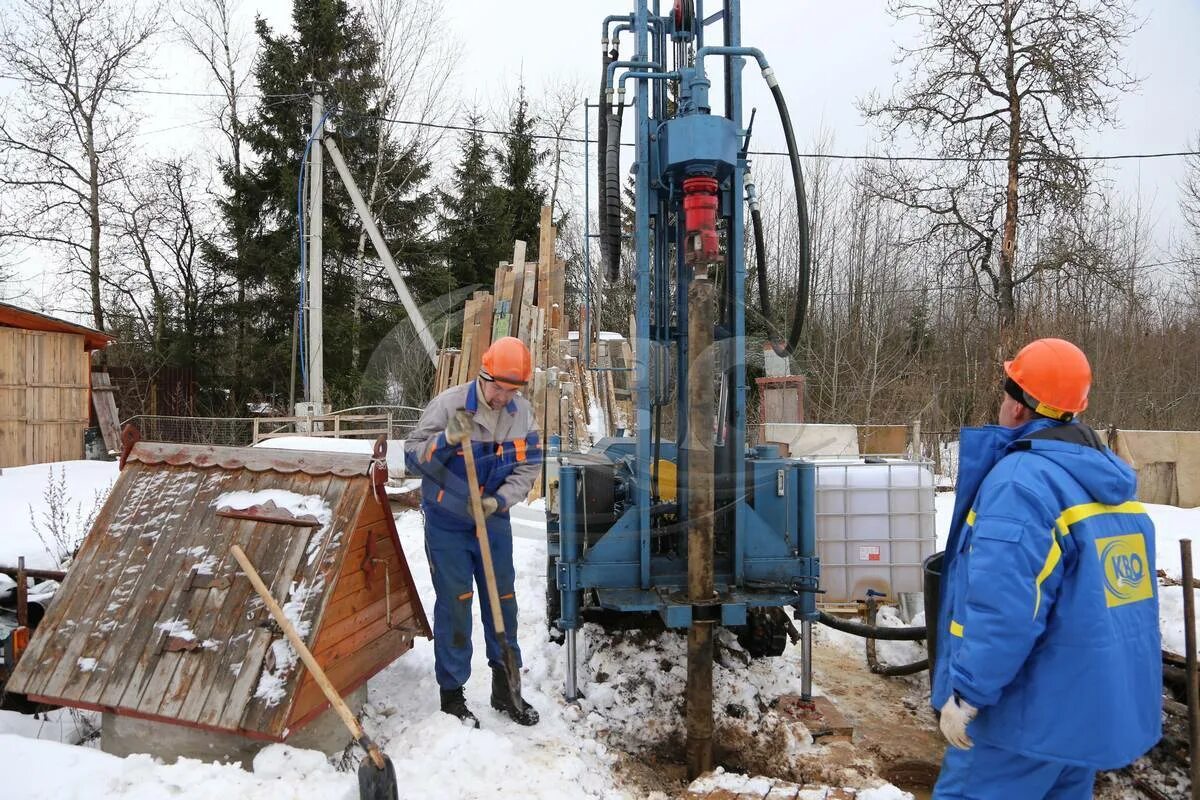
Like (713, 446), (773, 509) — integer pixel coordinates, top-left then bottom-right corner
(404, 380), (543, 537)
(932, 418), (1162, 769)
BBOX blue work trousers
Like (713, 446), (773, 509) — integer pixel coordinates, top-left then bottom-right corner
(935, 741), (1096, 799)
(425, 523), (522, 690)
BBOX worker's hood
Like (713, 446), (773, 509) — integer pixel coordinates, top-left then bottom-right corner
(946, 417), (1133, 557)
(1006, 422), (1138, 507)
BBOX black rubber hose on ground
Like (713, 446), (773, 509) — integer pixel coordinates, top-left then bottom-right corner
(767, 81), (811, 357)
(864, 599), (930, 676)
(817, 610), (927, 641)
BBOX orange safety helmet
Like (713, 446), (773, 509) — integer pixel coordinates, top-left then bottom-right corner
(1004, 338), (1091, 421)
(479, 336), (533, 389)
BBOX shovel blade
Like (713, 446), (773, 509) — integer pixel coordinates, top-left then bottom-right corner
(358, 753), (399, 800)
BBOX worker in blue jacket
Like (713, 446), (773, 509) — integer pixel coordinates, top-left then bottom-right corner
(932, 338), (1161, 799)
(405, 337), (541, 728)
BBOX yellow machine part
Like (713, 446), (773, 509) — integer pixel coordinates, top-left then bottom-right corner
(654, 458), (678, 502)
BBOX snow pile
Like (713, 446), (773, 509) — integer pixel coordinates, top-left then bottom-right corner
(1, 460), (118, 569)
(155, 618), (198, 642)
(254, 578), (324, 706)
(213, 489), (332, 525)
(252, 435), (407, 480)
(687, 768), (912, 800)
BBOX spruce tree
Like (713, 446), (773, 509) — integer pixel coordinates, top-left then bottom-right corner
(494, 83), (547, 258)
(438, 113), (507, 288)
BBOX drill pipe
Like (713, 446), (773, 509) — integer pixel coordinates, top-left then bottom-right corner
(685, 275), (716, 778)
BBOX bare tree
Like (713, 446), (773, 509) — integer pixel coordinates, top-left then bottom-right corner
(105, 157), (223, 413)
(0, 0), (161, 331)
(174, 0), (253, 402)
(348, 0), (460, 373)
(862, 0), (1138, 332)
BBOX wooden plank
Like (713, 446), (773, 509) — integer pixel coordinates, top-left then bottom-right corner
(311, 602), (414, 665)
(190, 469), (295, 728)
(247, 480), (370, 735)
(7, 461), (140, 696)
(537, 205), (554, 308)
(518, 261), (537, 345)
(455, 299), (475, 386)
(24, 463), (176, 701)
(492, 261), (507, 299)
(155, 472), (341, 726)
(91, 372), (121, 455)
(236, 476), (350, 735)
(286, 628), (414, 732)
(100, 466), (244, 711)
(508, 241), (528, 335)
(320, 571), (408, 631)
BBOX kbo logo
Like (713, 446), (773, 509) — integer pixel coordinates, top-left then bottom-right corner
(1096, 534), (1153, 608)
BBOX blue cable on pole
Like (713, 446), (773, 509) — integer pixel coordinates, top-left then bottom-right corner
(296, 107), (334, 402)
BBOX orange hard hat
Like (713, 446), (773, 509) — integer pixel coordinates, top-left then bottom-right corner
(1004, 338), (1091, 420)
(479, 336), (532, 388)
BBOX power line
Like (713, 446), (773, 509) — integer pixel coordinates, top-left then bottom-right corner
(0, 72), (305, 100)
(344, 109), (1200, 164)
(2, 68), (1194, 163)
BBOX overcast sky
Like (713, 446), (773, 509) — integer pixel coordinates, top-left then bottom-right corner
(4, 0), (1199, 318)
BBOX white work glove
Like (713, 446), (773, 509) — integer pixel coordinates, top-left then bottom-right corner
(481, 496), (500, 517)
(446, 409), (473, 445)
(939, 694), (977, 750)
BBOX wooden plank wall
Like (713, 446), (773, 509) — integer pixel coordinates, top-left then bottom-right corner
(429, 206), (635, 497)
(0, 328), (89, 468)
(287, 496), (418, 728)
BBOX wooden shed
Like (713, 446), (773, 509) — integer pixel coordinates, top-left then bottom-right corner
(7, 431), (429, 754)
(0, 302), (114, 468)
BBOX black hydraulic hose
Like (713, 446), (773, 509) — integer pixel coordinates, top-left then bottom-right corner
(598, 46), (613, 288)
(817, 610), (927, 641)
(870, 657), (930, 677)
(604, 104), (624, 283)
(864, 598), (930, 676)
(750, 203), (770, 321)
(767, 82), (812, 357)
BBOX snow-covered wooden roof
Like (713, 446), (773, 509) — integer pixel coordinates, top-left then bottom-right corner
(7, 435), (429, 740)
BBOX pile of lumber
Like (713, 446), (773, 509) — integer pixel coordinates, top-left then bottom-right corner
(431, 206), (634, 496)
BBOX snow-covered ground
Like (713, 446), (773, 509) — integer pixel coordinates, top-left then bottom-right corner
(1, 448), (1195, 799)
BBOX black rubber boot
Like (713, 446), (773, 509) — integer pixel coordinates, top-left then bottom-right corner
(440, 686), (480, 728)
(490, 665), (539, 726)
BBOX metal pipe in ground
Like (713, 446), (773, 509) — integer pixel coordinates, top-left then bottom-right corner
(685, 275), (716, 779)
(1181, 538), (1199, 800)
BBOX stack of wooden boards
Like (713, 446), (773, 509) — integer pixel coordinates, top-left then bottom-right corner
(431, 206), (635, 497)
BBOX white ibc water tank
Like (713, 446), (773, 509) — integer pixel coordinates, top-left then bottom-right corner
(813, 458), (936, 603)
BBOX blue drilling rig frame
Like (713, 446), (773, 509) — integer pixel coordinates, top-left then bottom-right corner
(549, 0), (819, 700)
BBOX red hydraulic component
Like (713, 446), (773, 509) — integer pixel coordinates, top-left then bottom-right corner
(683, 176), (720, 266)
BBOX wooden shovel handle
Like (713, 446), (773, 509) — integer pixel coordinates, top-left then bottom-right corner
(230, 544), (386, 770)
(459, 437), (506, 635)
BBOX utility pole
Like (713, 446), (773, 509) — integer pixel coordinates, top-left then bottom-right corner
(307, 92), (325, 410)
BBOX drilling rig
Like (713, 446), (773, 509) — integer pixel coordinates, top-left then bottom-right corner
(547, 0), (818, 778)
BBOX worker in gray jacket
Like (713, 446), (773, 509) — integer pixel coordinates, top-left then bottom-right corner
(404, 336), (541, 727)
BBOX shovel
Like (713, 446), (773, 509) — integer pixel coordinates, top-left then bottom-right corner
(230, 545), (398, 800)
(458, 434), (529, 718)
